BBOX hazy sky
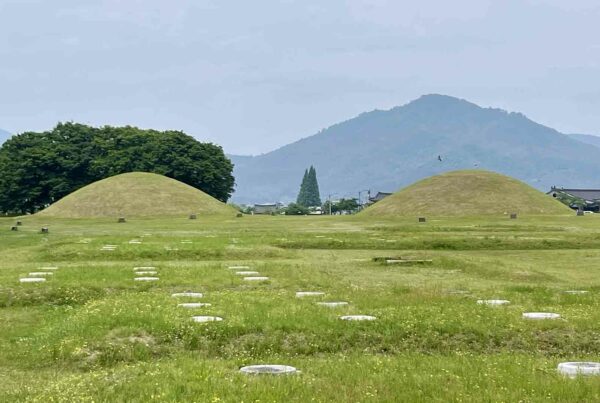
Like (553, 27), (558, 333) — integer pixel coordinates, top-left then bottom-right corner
(1, 0), (599, 155)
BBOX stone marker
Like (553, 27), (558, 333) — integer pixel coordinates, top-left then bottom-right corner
(191, 316), (223, 323)
(558, 362), (600, 378)
(41, 227), (49, 234)
(134, 277), (159, 281)
(510, 213), (517, 219)
(29, 272), (54, 276)
(16, 221), (22, 226)
(228, 266), (250, 270)
(134, 271), (157, 275)
(522, 312), (560, 320)
(240, 365), (297, 375)
(118, 217), (126, 223)
(129, 240), (142, 244)
(10, 226), (18, 231)
(189, 214), (197, 220)
(477, 299), (510, 306)
(564, 290), (588, 295)
(296, 291), (325, 298)
(317, 301), (349, 307)
(20, 278), (46, 283)
(134, 267), (156, 271)
(236, 213), (243, 218)
(171, 292), (203, 298)
(340, 315), (376, 321)
(236, 271), (259, 275)
(418, 217), (426, 223)
(244, 276), (269, 281)
(178, 303), (211, 308)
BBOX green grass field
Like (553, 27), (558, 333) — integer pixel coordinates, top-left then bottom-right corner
(2, 213), (600, 402)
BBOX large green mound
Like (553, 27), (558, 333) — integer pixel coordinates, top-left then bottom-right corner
(361, 170), (571, 217)
(38, 172), (236, 218)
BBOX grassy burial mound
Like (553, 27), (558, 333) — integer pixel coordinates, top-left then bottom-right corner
(38, 172), (236, 218)
(361, 170), (571, 217)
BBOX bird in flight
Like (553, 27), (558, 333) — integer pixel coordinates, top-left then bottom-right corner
(437, 155), (443, 162)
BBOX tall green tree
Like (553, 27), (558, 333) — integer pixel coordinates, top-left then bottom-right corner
(0, 123), (235, 214)
(296, 165), (321, 207)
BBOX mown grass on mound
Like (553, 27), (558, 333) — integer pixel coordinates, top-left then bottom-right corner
(361, 170), (571, 217)
(37, 172), (236, 218)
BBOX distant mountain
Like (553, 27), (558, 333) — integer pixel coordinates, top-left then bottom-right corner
(230, 94), (600, 204)
(0, 129), (11, 145)
(569, 133), (600, 149)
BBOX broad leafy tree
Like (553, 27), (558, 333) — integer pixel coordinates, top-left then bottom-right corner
(0, 123), (234, 214)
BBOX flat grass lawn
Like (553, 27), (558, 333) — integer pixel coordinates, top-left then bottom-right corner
(2, 213), (600, 401)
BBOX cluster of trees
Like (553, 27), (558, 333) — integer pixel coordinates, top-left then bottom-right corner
(296, 166), (321, 207)
(0, 123), (235, 214)
(323, 198), (359, 215)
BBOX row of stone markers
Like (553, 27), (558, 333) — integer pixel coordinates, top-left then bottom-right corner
(19, 266), (57, 283)
(477, 290), (599, 376)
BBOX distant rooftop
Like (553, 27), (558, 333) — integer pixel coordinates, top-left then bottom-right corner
(550, 187), (600, 201)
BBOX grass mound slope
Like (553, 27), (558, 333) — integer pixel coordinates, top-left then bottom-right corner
(38, 172), (236, 218)
(362, 170), (571, 217)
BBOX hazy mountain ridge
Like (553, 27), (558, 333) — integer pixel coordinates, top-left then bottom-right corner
(230, 94), (600, 204)
(568, 133), (600, 149)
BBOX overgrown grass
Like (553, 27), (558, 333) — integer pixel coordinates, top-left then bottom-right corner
(2, 213), (600, 401)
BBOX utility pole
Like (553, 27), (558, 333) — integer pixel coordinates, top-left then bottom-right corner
(327, 193), (337, 215)
(358, 189), (370, 211)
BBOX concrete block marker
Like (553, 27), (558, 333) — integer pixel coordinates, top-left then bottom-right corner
(134, 277), (159, 282)
(41, 227), (49, 234)
(11, 226), (18, 231)
(189, 214), (197, 220)
(118, 217), (126, 223)
(171, 292), (203, 298)
(296, 291), (325, 298)
(181, 240), (192, 244)
(191, 316), (223, 323)
(523, 312), (560, 320)
(240, 365), (298, 375)
(228, 266), (250, 270)
(477, 300), (510, 306)
(244, 276), (269, 281)
(135, 271), (157, 275)
(129, 240), (142, 244)
(20, 278), (46, 283)
(340, 315), (376, 321)
(178, 303), (212, 308)
(134, 266), (156, 271)
(317, 302), (349, 307)
(558, 362), (600, 378)
(236, 271), (259, 275)
(29, 272), (54, 277)
(564, 290), (589, 295)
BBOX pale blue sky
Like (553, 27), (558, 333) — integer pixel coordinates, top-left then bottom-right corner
(1, 0), (599, 154)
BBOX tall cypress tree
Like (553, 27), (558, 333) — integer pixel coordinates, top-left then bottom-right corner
(296, 166), (321, 207)
(296, 169), (309, 206)
(306, 166), (322, 206)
